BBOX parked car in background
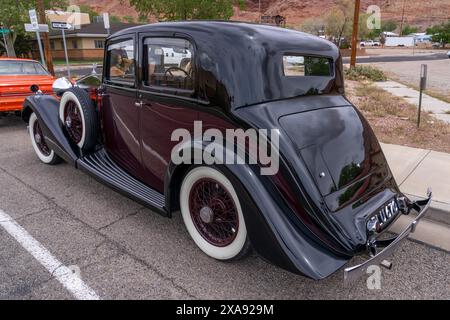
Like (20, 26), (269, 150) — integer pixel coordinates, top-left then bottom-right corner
(0, 58), (55, 113)
(447, 51), (450, 58)
(22, 21), (431, 283)
(360, 40), (380, 47)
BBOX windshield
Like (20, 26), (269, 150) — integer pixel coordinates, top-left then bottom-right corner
(0, 61), (49, 76)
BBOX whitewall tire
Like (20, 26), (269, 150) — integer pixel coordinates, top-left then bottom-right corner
(59, 87), (97, 152)
(29, 113), (61, 165)
(180, 166), (250, 261)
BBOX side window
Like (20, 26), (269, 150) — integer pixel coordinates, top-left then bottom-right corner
(143, 38), (194, 91)
(106, 39), (135, 85)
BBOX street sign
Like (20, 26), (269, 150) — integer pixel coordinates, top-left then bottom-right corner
(24, 24), (49, 33)
(417, 64), (428, 128)
(51, 22), (73, 30)
(29, 9), (39, 29)
(103, 12), (110, 31)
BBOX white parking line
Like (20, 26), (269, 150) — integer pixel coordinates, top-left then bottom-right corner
(0, 209), (101, 300)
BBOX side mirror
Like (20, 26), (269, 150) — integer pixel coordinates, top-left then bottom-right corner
(52, 77), (73, 96)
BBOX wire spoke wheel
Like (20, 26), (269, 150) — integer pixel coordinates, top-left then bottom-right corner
(189, 178), (239, 247)
(64, 100), (83, 145)
(32, 119), (51, 157)
(180, 166), (250, 261)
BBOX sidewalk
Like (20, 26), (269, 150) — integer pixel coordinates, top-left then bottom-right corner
(381, 143), (450, 226)
(375, 81), (450, 124)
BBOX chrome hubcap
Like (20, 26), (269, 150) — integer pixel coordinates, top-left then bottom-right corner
(199, 206), (214, 224)
(65, 116), (72, 128)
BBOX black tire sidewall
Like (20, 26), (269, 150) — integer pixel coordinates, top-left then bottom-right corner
(60, 87), (98, 152)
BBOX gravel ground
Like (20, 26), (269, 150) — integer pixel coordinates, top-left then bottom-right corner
(370, 59), (450, 101)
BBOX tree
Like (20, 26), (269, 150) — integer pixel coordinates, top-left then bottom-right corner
(323, 0), (353, 46)
(123, 16), (135, 24)
(0, 0), (67, 57)
(129, 0), (245, 21)
(427, 21), (450, 48)
(402, 24), (419, 35)
(79, 4), (98, 21)
(300, 18), (324, 36)
(381, 20), (397, 32)
(110, 15), (122, 23)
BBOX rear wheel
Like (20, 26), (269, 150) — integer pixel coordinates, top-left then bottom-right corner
(59, 87), (97, 152)
(180, 166), (251, 261)
(29, 113), (61, 165)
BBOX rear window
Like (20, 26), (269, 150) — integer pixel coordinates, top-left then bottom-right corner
(283, 55), (332, 77)
(0, 61), (49, 76)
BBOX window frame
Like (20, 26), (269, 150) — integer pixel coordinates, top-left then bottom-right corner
(104, 35), (137, 88)
(139, 35), (197, 98)
(94, 40), (104, 49)
(282, 53), (334, 78)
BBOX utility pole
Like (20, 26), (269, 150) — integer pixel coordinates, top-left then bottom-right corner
(259, 0), (262, 23)
(37, 0), (54, 75)
(399, 0), (406, 36)
(350, 0), (361, 68)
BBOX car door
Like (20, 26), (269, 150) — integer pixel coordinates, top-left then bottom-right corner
(137, 35), (198, 192)
(102, 35), (143, 179)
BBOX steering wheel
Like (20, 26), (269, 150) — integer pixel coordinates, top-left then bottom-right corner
(164, 67), (191, 80)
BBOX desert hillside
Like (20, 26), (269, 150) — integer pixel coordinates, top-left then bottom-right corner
(70, 0), (450, 30)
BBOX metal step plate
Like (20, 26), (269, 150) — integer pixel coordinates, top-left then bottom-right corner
(77, 148), (166, 214)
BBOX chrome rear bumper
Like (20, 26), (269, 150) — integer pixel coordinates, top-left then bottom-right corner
(344, 188), (432, 285)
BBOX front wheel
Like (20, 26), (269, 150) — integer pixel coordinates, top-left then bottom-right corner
(29, 113), (61, 165)
(180, 166), (251, 261)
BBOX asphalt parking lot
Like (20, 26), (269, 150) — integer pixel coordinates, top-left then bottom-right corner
(0, 114), (449, 300)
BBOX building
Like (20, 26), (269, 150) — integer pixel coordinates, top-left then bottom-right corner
(33, 22), (141, 61)
(45, 10), (91, 26)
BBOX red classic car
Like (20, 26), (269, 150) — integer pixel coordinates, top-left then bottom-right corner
(0, 58), (55, 113)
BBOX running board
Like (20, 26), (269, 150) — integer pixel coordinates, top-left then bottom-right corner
(77, 148), (167, 215)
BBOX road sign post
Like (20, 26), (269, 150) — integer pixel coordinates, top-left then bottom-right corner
(0, 24), (10, 57)
(29, 9), (46, 66)
(51, 22), (73, 79)
(103, 13), (110, 35)
(417, 64), (428, 128)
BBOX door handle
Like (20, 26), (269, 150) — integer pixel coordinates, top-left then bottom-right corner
(135, 101), (143, 108)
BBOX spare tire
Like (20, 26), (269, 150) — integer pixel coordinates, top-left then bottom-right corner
(59, 87), (98, 152)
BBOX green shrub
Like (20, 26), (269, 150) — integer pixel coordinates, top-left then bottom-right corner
(345, 65), (387, 82)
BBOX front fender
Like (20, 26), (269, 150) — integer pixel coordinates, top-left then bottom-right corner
(165, 141), (349, 280)
(22, 95), (79, 165)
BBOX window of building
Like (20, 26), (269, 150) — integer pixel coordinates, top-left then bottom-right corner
(72, 40), (78, 49)
(143, 37), (194, 91)
(94, 40), (104, 49)
(106, 39), (135, 85)
(50, 41), (55, 50)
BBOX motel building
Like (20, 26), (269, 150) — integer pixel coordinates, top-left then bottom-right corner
(32, 11), (140, 61)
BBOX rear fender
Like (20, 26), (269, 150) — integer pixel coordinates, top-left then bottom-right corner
(22, 95), (79, 165)
(165, 140), (349, 280)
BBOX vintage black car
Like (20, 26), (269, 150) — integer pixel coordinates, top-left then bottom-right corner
(22, 21), (431, 283)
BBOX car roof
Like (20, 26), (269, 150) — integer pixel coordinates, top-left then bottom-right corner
(110, 21), (342, 109)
